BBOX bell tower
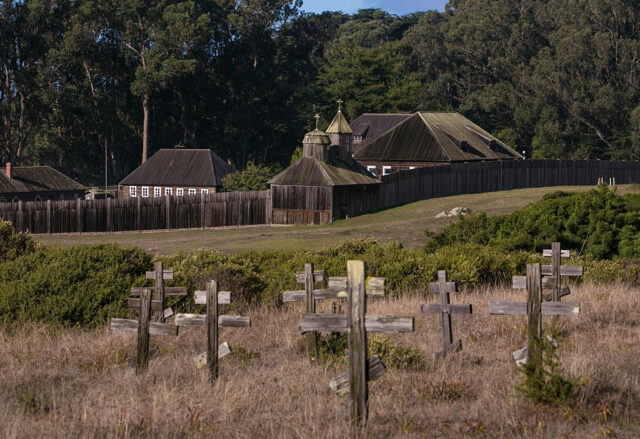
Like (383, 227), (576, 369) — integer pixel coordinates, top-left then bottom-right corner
(326, 99), (353, 161)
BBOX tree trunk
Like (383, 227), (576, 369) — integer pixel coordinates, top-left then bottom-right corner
(142, 92), (149, 163)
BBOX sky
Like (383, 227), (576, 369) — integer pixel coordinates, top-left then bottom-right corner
(300, 0), (447, 16)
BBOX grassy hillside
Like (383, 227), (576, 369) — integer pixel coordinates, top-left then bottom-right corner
(34, 185), (640, 254)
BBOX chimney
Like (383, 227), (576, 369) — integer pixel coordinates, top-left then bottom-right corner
(5, 163), (11, 179)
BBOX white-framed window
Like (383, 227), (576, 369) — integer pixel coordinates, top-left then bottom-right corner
(382, 166), (392, 176)
(154, 187), (161, 197)
(176, 188), (184, 196)
(409, 166), (416, 170)
(201, 189), (209, 195)
(354, 135), (363, 143)
(141, 186), (149, 197)
(367, 165), (377, 176)
(188, 188), (196, 195)
(130, 186), (137, 197)
(165, 187), (172, 196)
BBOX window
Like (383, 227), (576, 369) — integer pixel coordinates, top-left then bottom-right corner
(59, 193), (65, 200)
(367, 166), (377, 176)
(201, 189), (209, 195)
(141, 186), (149, 197)
(409, 166), (415, 170)
(130, 186), (137, 197)
(354, 135), (363, 143)
(188, 188), (196, 195)
(382, 166), (392, 176)
(165, 187), (172, 196)
(154, 187), (161, 197)
(177, 188), (184, 196)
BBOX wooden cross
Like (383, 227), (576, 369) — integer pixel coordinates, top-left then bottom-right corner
(314, 113), (320, 130)
(541, 242), (583, 301)
(489, 264), (580, 369)
(283, 263), (384, 362)
(109, 287), (178, 374)
(299, 260), (414, 427)
(130, 262), (187, 322)
(420, 270), (472, 356)
(175, 280), (251, 382)
(337, 99), (343, 111)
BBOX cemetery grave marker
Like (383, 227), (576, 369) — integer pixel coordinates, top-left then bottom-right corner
(130, 262), (187, 322)
(283, 263), (385, 362)
(489, 264), (580, 368)
(299, 260), (414, 427)
(109, 288), (178, 374)
(420, 270), (472, 355)
(175, 280), (251, 382)
(541, 242), (583, 301)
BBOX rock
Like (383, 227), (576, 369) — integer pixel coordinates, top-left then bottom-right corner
(449, 207), (468, 216)
(435, 211), (448, 218)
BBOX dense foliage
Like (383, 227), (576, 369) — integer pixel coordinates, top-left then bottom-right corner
(221, 162), (281, 192)
(2, 2), (640, 185)
(0, 219), (36, 263)
(426, 187), (640, 259)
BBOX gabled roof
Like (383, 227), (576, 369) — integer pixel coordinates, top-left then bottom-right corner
(268, 148), (379, 187)
(119, 149), (235, 187)
(350, 113), (412, 144)
(353, 112), (522, 162)
(0, 166), (85, 194)
(326, 110), (352, 134)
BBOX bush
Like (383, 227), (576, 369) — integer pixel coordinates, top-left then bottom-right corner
(0, 244), (152, 327)
(0, 220), (36, 263)
(221, 162), (282, 192)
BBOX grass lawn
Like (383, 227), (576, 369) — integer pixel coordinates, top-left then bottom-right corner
(34, 185), (640, 255)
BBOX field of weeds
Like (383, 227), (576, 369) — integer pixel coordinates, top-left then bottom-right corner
(1, 283), (639, 438)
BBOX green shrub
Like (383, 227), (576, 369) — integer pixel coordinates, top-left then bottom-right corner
(0, 220), (36, 263)
(221, 162), (281, 192)
(0, 244), (152, 327)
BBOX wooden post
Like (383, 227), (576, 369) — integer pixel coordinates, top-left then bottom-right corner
(206, 280), (219, 382)
(438, 270), (453, 352)
(46, 199), (51, 234)
(18, 200), (23, 232)
(106, 197), (112, 233)
(348, 260), (367, 427)
(165, 195), (171, 230)
(551, 242), (561, 302)
(136, 287), (152, 374)
(305, 263), (318, 362)
(155, 262), (165, 323)
(76, 198), (82, 234)
(201, 192), (206, 229)
(526, 264), (542, 368)
(137, 196), (142, 231)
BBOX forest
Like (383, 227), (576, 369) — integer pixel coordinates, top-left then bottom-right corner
(1, 0), (640, 185)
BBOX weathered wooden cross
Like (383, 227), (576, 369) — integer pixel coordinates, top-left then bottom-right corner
(299, 260), (414, 427)
(283, 263), (384, 362)
(130, 262), (187, 322)
(541, 242), (583, 301)
(109, 287), (178, 374)
(175, 280), (251, 382)
(489, 264), (580, 368)
(420, 270), (472, 356)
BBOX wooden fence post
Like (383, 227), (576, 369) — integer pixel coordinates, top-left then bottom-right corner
(551, 242), (561, 302)
(155, 262), (165, 323)
(348, 260), (367, 427)
(206, 280), (219, 382)
(526, 264), (542, 368)
(106, 197), (112, 233)
(201, 192), (206, 229)
(136, 287), (152, 374)
(46, 199), (51, 234)
(17, 200), (23, 232)
(76, 198), (82, 234)
(137, 196), (142, 231)
(305, 263), (318, 362)
(165, 195), (171, 230)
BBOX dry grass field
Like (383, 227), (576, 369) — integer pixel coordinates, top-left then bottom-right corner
(1, 283), (639, 438)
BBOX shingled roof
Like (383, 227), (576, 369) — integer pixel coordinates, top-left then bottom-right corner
(0, 166), (85, 194)
(120, 149), (235, 187)
(268, 147), (379, 187)
(353, 112), (522, 162)
(350, 113), (412, 145)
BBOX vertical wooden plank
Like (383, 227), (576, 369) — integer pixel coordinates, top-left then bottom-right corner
(155, 262), (165, 323)
(46, 199), (51, 234)
(438, 270), (453, 352)
(305, 263), (318, 362)
(106, 197), (112, 233)
(551, 242), (560, 302)
(76, 198), (82, 234)
(165, 195), (170, 230)
(18, 200), (23, 232)
(136, 287), (152, 374)
(137, 196), (142, 231)
(201, 192), (205, 229)
(348, 260), (367, 427)
(206, 280), (219, 382)
(526, 264), (542, 369)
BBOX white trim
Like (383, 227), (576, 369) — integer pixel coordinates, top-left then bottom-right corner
(165, 187), (172, 196)
(154, 187), (161, 197)
(176, 188), (184, 196)
(201, 188), (209, 195)
(141, 186), (149, 197)
(382, 166), (392, 176)
(367, 165), (377, 176)
(130, 186), (137, 197)
(409, 166), (415, 170)
(188, 188), (196, 195)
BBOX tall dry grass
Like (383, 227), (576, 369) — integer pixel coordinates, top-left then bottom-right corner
(1, 283), (639, 438)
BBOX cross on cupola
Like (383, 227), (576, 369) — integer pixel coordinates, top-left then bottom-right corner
(337, 99), (343, 111)
(314, 113), (320, 130)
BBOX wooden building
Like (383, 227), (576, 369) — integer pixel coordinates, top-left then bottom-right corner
(0, 163), (86, 202)
(350, 113), (412, 153)
(353, 112), (522, 176)
(268, 111), (379, 224)
(119, 148), (234, 198)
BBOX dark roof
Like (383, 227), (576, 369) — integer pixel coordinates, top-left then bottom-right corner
(119, 149), (235, 187)
(350, 113), (412, 144)
(354, 112), (522, 162)
(0, 166), (85, 194)
(268, 147), (379, 187)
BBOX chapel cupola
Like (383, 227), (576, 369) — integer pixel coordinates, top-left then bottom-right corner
(302, 114), (331, 161)
(326, 99), (353, 161)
